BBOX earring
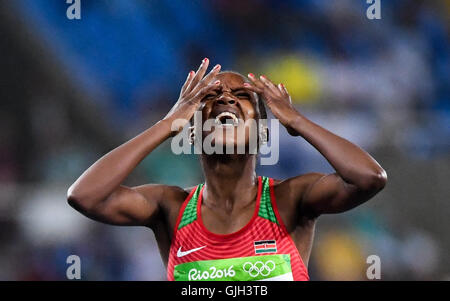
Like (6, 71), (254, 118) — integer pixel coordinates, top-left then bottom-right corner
(259, 125), (268, 145)
(188, 126), (195, 145)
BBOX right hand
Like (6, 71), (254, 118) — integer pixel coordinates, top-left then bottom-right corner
(164, 58), (221, 134)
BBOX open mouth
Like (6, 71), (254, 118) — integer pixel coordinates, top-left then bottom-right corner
(214, 112), (239, 127)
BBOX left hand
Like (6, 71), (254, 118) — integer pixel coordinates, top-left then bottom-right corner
(244, 74), (300, 136)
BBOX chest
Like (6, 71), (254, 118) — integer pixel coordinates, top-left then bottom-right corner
(169, 216), (304, 281)
(200, 203), (256, 235)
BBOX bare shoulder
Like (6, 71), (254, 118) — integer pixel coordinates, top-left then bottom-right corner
(272, 172), (326, 200)
(271, 173), (326, 220)
(133, 183), (194, 230)
(134, 183), (190, 210)
(183, 186), (197, 195)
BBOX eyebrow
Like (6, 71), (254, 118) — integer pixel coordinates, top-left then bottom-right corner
(231, 88), (257, 105)
(231, 88), (249, 93)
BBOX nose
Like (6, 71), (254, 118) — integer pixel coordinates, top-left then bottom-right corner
(215, 93), (236, 105)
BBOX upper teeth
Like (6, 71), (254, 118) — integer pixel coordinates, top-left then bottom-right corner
(215, 112), (239, 126)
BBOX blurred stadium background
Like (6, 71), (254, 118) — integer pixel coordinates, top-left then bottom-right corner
(0, 0), (449, 280)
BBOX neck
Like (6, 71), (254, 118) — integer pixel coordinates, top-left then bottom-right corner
(200, 154), (258, 213)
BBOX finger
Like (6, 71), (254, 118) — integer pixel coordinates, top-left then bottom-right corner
(278, 83), (287, 96)
(260, 75), (281, 96)
(248, 75), (278, 103)
(249, 73), (280, 100)
(247, 73), (265, 90)
(189, 64), (221, 98)
(193, 79), (221, 102)
(181, 70), (195, 95)
(243, 82), (263, 94)
(279, 83), (292, 103)
(187, 58), (210, 92)
(198, 63), (221, 87)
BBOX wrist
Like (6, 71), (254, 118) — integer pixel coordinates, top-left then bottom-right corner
(156, 119), (176, 137)
(285, 113), (306, 136)
(286, 111), (303, 128)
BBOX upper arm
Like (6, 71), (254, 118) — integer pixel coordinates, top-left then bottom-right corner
(71, 184), (178, 227)
(300, 173), (382, 217)
(281, 172), (382, 219)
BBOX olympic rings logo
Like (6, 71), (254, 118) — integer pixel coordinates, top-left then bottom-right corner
(242, 260), (276, 277)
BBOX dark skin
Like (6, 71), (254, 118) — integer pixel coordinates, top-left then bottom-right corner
(68, 58), (387, 268)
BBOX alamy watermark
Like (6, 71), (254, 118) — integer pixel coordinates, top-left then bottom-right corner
(366, 0), (381, 20)
(66, 0), (81, 20)
(65, 253), (380, 280)
(170, 112), (280, 165)
(366, 255), (381, 280)
(66, 255), (81, 279)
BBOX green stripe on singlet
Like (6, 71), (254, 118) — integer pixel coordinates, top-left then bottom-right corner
(258, 176), (279, 225)
(178, 176), (278, 230)
(178, 184), (203, 230)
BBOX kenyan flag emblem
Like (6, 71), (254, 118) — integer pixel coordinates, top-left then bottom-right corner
(254, 240), (277, 254)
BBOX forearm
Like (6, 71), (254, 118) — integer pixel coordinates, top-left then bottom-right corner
(291, 113), (387, 190)
(68, 119), (172, 205)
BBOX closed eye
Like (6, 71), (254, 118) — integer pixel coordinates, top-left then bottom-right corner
(235, 92), (250, 99)
(203, 93), (217, 100)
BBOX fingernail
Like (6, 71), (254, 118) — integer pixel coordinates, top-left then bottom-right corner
(280, 83), (284, 88)
(214, 64), (221, 70)
(203, 58), (209, 63)
(243, 83), (251, 87)
(189, 71), (195, 76)
(214, 80), (220, 85)
(260, 75), (266, 80)
(248, 73), (254, 78)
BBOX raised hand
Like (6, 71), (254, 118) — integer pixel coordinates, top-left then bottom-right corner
(244, 74), (300, 136)
(164, 58), (222, 133)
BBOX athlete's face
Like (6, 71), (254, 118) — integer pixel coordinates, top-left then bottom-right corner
(200, 72), (260, 152)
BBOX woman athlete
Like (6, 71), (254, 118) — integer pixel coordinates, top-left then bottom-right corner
(68, 58), (387, 281)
